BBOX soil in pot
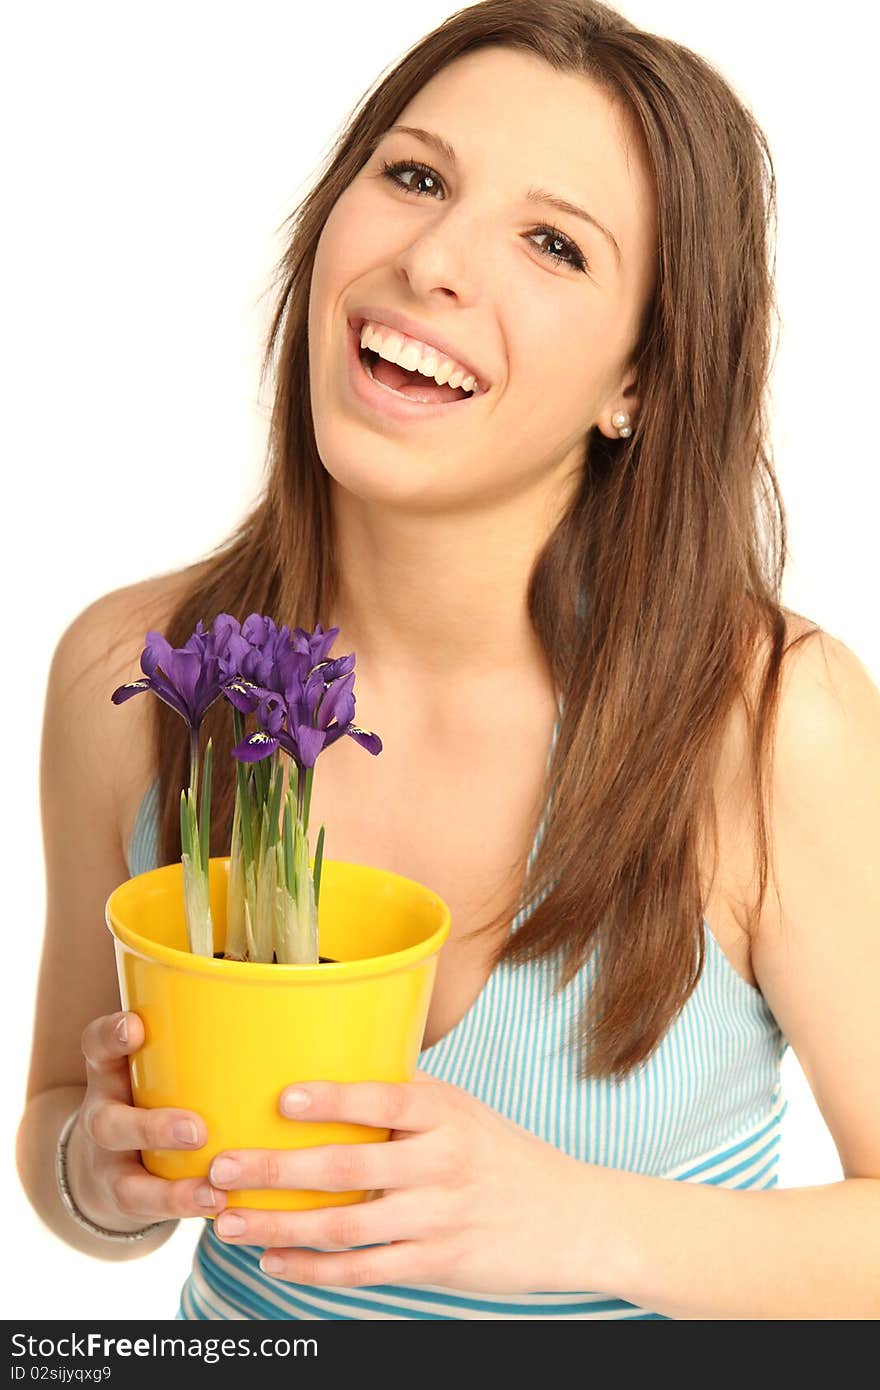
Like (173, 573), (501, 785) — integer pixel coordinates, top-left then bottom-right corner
(211, 952), (339, 963)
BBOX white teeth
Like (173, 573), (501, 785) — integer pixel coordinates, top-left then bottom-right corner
(377, 330), (405, 363)
(358, 320), (479, 393)
(416, 351), (439, 378)
(398, 343), (422, 372)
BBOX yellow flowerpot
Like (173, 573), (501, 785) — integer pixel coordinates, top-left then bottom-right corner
(105, 857), (450, 1213)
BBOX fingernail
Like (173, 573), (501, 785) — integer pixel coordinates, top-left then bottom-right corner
(280, 1088), (310, 1116)
(261, 1255), (284, 1275)
(115, 1016), (128, 1045)
(217, 1212), (247, 1237)
(172, 1120), (199, 1145)
(210, 1157), (241, 1185)
(194, 1183), (216, 1209)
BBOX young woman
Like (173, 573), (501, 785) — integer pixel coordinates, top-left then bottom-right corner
(18, 0), (880, 1319)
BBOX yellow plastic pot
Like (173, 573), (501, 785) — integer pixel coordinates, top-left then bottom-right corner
(105, 857), (450, 1213)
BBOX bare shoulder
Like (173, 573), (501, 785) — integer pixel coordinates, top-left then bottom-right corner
(746, 620), (880, 1180)
(771, 620), (879, 766)
(51, 569), (192, 857)
(760, 615), (880, 920)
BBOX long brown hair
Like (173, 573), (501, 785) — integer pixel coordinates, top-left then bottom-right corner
(139, 0), (817, 1080)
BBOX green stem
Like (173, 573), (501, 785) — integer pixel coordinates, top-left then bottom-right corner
(199, 737), (213, 877)
(296, 761), (305, 823)
(253, 752), (268, 807)
(189, 726), (200, 804)
(232, 705), (244, 747)
(282, 799), (294, 896)
(266, 751), (284, 849)
(236, 761), (255, 872)
(303, 765), (315, 837)
(232, 708), (254, 872)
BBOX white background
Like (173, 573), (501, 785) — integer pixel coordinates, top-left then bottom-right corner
(2, 0), (877, 1320)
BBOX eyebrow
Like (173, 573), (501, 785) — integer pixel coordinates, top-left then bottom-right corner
(375, 124), (622, 267)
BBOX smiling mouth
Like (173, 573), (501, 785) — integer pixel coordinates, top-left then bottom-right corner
(357, 343), (475, 404)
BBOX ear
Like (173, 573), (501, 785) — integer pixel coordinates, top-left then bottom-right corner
(596, 371), (640, 441)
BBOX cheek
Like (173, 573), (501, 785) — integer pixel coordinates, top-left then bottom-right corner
(504, 290), (625, 435)
(510, 339), (599, 438)
(310, 201), (355, 312)
(313, 186), (393, 287)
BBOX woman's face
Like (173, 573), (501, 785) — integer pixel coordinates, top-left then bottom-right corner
(308, 46), (658, 514)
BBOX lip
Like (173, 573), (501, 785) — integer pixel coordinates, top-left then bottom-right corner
(345, 317), (481, 424)
(347, 305), (489, 394)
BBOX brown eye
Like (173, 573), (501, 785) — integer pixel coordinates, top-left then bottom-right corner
(380, 158), (445, 198)
(528, 227), (589, 273)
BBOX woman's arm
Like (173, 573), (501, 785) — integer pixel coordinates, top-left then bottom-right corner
(17, 1084), (178, 1262)
(577, 1157), (880, 1319)
(581, 631), (880, 1318)
(16, 591), (182, 1261)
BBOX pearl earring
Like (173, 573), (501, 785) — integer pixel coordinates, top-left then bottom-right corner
(611, 411), (633, 439)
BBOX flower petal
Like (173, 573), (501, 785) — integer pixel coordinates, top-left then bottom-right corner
(221, 679), (263, 714)
(141, 630), (175, 680)
(346, 724), (383, 756)
(232, 731), (278, 762)
(162, 649), (202, 722)
(110, 678), (153, 705)
(295, 724), (328, 768)
(318, 670), (355, 730)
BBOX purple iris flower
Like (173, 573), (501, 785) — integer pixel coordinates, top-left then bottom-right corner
(110, 613), (251, 730)
(212, 612), (253, 682)
(230, 625), (382, 769)
(291, 622), (338, 668)
(238, 613), (293, 688)
(221, 614), (296, 719)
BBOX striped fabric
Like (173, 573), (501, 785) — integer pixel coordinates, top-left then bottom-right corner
(127, 708), (789, 1319)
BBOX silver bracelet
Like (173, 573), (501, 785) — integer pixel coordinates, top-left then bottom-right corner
(55, 1108), (173, 1244)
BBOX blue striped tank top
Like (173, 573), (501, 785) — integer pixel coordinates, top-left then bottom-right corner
(126, 708), (789, 1319)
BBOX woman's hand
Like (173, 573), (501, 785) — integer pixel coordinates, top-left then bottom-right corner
(208, 1073), (599, 1293)
(68, 1010), (227, 1231)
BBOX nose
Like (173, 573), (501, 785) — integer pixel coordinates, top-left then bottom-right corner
(392, 203), (488, 307)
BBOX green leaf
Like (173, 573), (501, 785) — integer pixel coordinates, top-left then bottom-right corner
(181, 850), (214, 957)
(282, 800), (294, 897)
(253, 753), (268, 808)
(188, 792), (199, 867)
(292, 818), (319, 962)
(199, 737), (213, 877)
(303, 765), (315, 835)
(232, 707), (244, 744)
(257, 799), (270, 863)
(313, 823), (325, 910)
(243, 858), (258, 960)
(179, 787), (191, 859)
(225, 796), (249, 960)
(233, 759), (254, 871)
(253, 838), (277, 961)
(266, 756), (284, 849)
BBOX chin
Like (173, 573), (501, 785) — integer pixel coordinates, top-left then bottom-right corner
(315, 431), (449, 508)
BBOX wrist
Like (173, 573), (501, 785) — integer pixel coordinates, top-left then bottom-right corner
(556, 1156), (632, 1295)
(56, 1108), (172, 1244)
